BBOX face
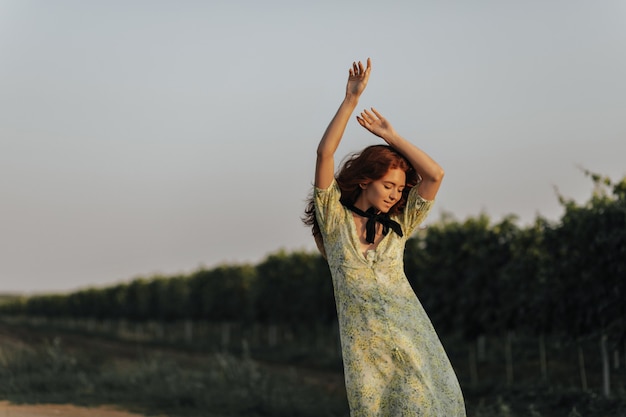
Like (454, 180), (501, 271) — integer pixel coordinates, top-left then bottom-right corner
(357, 168), (406, 213)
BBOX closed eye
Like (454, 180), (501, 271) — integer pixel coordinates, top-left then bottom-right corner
(384, 183), (405, 192)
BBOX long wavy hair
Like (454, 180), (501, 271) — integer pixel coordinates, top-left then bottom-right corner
(303, 145), (418, 257)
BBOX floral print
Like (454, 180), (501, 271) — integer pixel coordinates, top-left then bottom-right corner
(315, 179), (465, 416)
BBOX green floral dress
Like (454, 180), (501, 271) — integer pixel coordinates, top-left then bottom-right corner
(315, 180), (465, 417)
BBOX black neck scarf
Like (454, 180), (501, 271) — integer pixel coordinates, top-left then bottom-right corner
(343, 203), (403, 244)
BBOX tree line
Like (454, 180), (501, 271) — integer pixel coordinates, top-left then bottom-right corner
(2, 172), (624, 338)
(2, 172), (625, 391)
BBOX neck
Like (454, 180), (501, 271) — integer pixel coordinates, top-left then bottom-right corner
(353, 196), (380, 214)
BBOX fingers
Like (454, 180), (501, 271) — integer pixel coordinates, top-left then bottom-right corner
(356, 113), (375, 135)
(349, 61), (359, 77)
(370, 107), (383, 119)
(358, 111), (370, 125)
(359, 107), (383, 124)
(348, 58), (371, 77)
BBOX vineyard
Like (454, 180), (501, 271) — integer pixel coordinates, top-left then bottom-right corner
(1, 172), (625, 416)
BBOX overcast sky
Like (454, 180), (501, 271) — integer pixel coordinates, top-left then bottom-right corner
(1, 0), (625, 293)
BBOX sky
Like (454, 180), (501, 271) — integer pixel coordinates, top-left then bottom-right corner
(1, 0), (625, 294)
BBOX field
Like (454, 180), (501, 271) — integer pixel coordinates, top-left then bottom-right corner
(1, 319), (625, 417)
(0, 319), (347, 417)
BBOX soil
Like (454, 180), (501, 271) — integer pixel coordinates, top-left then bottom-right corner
(0, 401), (154, 417)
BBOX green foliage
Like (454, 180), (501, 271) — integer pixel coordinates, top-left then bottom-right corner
(545, 171), (626, 341)
(252, 250), (334, 324)
(0, 294), (26, 314)
(408, 172), (625, 346)
(0, 335), (348, 417)
(503, 218), (553, 335)
(1, 173), (624, 351)
(188, 265), (255, 321)
(0, 294), (23, 306)
(406, 214), (521, 339)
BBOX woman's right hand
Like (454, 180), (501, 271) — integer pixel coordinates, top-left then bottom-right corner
(315, 58), (371, 189)
(346, 58), (371, 99)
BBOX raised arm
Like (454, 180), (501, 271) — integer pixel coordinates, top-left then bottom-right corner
(356, 108), (444, 200)
(315, 58), (371, 189)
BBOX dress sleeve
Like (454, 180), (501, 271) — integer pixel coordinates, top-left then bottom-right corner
(398, 185), (435, 237)
(313, 179), (343, 236)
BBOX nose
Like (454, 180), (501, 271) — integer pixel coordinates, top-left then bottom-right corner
(390, 189), (398, 201)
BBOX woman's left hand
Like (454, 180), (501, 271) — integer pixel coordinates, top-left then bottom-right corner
(356, 108), (398, 141)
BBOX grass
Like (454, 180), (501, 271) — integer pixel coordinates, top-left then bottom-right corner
(1, 319), (626, 416)
(0, 332), (348, 417)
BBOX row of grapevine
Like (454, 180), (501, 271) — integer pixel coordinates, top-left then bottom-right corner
(3, 173), (624, 336)
(2, 172), (625, 392)
(2, 253), (335, 324)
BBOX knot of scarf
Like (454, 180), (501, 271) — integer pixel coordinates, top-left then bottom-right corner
(343, 204), (403, 244)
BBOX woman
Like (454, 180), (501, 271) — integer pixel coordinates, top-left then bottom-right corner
(304, 59), (465, 416)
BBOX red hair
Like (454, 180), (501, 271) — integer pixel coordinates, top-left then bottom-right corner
(303, 145), (418, 257)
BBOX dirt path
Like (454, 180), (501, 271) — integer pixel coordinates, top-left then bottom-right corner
(0, 401), (156, 417)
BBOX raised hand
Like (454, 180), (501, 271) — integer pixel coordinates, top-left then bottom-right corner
(346, 58), (371, 99)
(356, 107), (398, 140)
(315, 58), (372, 189)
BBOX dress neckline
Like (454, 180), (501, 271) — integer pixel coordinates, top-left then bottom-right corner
(347, 209), (389, 262)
